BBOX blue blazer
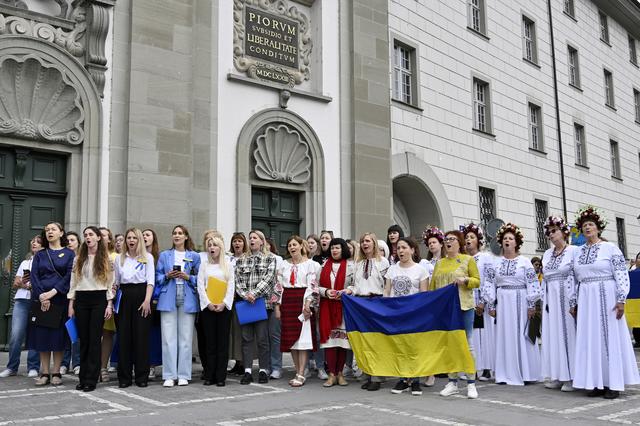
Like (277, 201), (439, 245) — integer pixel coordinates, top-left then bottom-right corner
(155, 249), (201, 313)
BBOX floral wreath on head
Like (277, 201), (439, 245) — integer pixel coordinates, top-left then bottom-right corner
(574, 205), (607, 231)
(543, 215), (570, 237)
(459, 222), (484, 246)
(496, 222), (524, 250)
(422, 226), (444, 243)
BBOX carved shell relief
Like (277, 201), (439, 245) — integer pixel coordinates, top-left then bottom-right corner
(0, 56), (84, 145)
(253, 124), (311, 184)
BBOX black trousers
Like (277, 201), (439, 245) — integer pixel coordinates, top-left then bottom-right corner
(115, 284), (151, 385)
(201, 308), (232, 382)
(195, 312), (208, 376)
(75, 290), (107, 386)
(241, 311), (271, 371)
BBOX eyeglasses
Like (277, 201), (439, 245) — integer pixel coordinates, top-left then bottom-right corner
(444, 237), (458, 242)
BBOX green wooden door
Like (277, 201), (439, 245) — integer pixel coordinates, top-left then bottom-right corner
(251, 188), (301, 255)
(0, 147), (67, 347)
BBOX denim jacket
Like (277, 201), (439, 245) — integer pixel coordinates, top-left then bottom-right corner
(155, 249), (201, 313)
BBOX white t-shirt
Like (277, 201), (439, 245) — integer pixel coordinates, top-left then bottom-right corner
(418, 259), (435, 279)
(174, 250), (186, 285)
(14, 259), (32, 300)
(385, 263), (428, 297)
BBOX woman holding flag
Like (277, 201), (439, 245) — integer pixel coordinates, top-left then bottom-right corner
(318, 238), (354, 387)
(572, 206), (639, 399)
(430, 230), (480, 399)
(484, 223), (543, 386)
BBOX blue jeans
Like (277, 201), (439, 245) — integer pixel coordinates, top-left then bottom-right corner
(268, 310), (282, 372)
(160, 299), (195, 381)
(7, 299), (40, 372)
(449, 308), (475, 381)
(62, 341), (80, 369)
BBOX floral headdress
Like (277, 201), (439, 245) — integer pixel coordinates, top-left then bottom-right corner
(543, 215), (569, 237)
(422, 226), (444, 243)
(459, 222), (484, 246)
(496, 223), (524, 250)
(574, 205), (607, 231)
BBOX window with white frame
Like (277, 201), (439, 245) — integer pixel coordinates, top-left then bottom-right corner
(629, 35), (638, 65)
(522, 16), (538, 64)
(392, 42), (414, 105)
(528, 103), (543, 151)
(604, 69), (615, 107)
(610, 139), (621, 179)
(567, 45), (580, 88)
(574, 123), (587, 166)
(467, 0), (486, 35)
(479, 187), (496, 233)
(616, 217), (627, 258)
(535, 199), (549, 251)
(599, 11), (609, 44)
(634, 89), (640, 123)
(563, 0), (575, 18)
(473, 78), (491, 133)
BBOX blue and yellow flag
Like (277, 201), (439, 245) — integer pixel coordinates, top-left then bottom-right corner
(342, 285), (475, 377)
(626, 270), (640, 328)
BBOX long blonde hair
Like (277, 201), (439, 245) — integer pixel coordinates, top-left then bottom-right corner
(206, 236), (230, 281)
(358, 232), (381, 261)
(120, 228), (148, 266)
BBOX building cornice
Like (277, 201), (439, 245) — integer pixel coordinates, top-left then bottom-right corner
(592, 0), (640, 39)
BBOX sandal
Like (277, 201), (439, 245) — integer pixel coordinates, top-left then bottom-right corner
(35, 374), (50, 386)
(290, 374), (306, 387)
(100, 368), (110, 383)
(51, 373), (62, 386)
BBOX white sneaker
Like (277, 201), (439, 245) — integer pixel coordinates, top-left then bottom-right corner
(59, 366), (68, 375)
(424, 375), (436, 387)
(270, 369), (282, 379)
(561, 381), (575, 392)
(467, 383), (478, 399)
(544, 380), (562, 389)
(317, 368), (328, 380)
(27, 369), (39, 378)
(163, 379), (175, 387)
(353, 366), (363, 378)
(0, 369), (16, 378)
(107, 366), (117, 373)
(440, 381), (459, 397)
(177, 379), (188, 386)
(149, 367), (156, 379)
(73, 366), (80, 375)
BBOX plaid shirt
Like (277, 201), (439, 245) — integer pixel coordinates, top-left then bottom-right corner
(234, 252), (277, 307)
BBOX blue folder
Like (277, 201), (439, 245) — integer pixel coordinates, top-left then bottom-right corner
(65, 318), (79, 343)
(235, 297), (268, 325)
(113, 289), (122, 314)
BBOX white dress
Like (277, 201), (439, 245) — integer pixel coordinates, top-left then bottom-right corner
(471, 252), (496, 372)
(541, 245), (578, 382)
(484, 255), (543, 385)
(572, 242), (640, 391)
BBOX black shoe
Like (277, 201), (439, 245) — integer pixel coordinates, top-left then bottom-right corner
(367, 382), (381, 391)
(587, 388), (606, 397)
(436, 373), (448, 378)
(258, 371), (269, 384)
(361, 379), (371, 390)
(83, 384), (96, 392)
(118, 382), (131, 388)
(136, 382), (148, 388)
(391, 379), (409, 394)
(203, 380), (214, 386)
(75, 383), (84, 391)
(604, 389), (620, 399)
(240, 373), (253, 385)
(216, 381), (226, 387)
(411, 381), (422, 396)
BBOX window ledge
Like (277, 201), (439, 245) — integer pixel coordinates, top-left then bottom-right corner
(635, 120), (640, 125)
(600, 38), (612, 47)
(467, 26), (490, 41)
(575, 163), (589, 170)
(523, 58), (541, 69)
(612, 175), (623, 182)
(631, 60), (639, 69)
(392, 98), (424, 113)
(563, 11), (577, 22)
(529, 147), (547, 156)
(605, 103), (617, 112)
(569, 83), (583, 92)
(472, 128), (496, 139)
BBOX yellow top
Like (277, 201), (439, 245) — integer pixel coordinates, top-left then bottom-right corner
(429, 254), (480, 311)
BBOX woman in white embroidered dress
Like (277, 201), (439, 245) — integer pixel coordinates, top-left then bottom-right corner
(540, 216), (578, 392)
(484, 223), (542, 386)
(572, 206), (639, 399)
(463, 223), (496, 382)
(273, 235), (320, 387)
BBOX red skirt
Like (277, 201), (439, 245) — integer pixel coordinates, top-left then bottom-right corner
(280, 287), (317, 352)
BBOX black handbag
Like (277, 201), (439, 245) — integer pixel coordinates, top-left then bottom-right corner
(473, 311), (484, 329)
(30, 301), (65, 328)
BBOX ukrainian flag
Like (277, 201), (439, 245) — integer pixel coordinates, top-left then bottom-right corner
(342, 285), (475, 377)
(626, 270), (640, 328)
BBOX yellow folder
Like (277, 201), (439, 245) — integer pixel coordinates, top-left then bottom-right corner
(206, 277), (227, 304)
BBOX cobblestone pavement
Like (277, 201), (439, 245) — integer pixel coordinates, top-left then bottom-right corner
(0, 351), (639, 426)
